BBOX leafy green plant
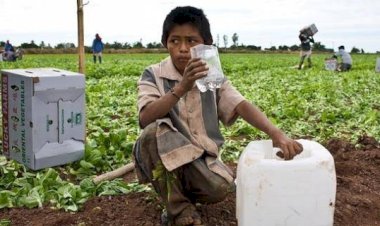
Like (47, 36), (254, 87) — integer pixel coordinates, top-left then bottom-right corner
(0, 53), (379, 211)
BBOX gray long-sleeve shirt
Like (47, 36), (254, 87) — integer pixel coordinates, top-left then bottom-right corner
(335, 49), (352, 65)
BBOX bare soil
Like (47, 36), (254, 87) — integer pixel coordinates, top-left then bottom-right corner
(1, 136), (379, 226)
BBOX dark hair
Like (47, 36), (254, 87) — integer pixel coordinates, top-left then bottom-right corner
(161, 6), (213, 47)
(338, 45), (345, 50)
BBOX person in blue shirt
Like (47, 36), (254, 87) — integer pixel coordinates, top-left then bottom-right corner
(92, 33), (104, 63)
(3, 40), (15, 61)
(4, 40), (14, 52)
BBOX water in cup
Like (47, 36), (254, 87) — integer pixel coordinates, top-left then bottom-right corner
(190, 44), (224, 92)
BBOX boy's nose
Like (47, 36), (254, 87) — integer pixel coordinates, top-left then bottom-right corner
(179, 42), (189, 52)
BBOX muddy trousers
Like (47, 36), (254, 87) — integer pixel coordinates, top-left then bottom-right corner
(133, 123), (235, 220)
(299, 55), (312, 69)
(93, 55), (102, 63)
(338, 63), (352, 71)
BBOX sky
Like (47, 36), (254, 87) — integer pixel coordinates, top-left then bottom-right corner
(1, 0), (380, 53)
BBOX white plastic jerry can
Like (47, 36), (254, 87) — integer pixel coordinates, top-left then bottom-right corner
(236, 139), (336, 226)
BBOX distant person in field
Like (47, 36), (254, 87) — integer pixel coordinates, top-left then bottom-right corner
(332, 45), (352, 72)
(92, 33), (104, 63)
(132, 6), (303, 226)
(298, 31), (314, 69)
(3, 40), (15, 61)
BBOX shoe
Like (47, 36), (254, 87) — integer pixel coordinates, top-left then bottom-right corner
(161, 211), (169, 226)
(173, 205), (203, 226)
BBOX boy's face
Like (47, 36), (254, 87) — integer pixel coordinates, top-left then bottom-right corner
(166, 23), (204, 74)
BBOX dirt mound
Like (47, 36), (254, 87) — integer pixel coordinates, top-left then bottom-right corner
(325, 136), (380, 226)
(1, 137), (379, 226)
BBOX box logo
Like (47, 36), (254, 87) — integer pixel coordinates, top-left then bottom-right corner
(2, 74), (9, 156)
(75, 113), (82, 125)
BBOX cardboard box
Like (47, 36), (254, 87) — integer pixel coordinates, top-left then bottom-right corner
(325, 59), (337, 71)
(376, 58), (380, 72)
(1, 68), (85, 170)
(301, 23), (318, 36)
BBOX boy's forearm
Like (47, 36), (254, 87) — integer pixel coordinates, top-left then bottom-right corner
(139, 85), (185, 128)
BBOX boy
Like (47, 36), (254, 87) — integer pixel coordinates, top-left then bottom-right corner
(133, 6), (303, 226)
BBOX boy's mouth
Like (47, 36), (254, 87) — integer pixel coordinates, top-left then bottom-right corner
(178, 56), (190, 62)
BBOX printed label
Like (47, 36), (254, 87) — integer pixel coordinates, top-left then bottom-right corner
(2, 74), (9, 156)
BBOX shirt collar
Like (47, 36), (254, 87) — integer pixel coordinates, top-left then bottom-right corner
(158, 57), (183, 81)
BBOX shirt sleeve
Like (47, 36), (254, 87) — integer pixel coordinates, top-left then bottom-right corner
(217, 79), (245, 126)
(137, 68), (161, 114)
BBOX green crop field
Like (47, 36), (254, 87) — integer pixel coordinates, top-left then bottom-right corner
(0, 53), (379, 211)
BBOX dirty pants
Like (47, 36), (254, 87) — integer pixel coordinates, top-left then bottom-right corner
(299, 50), (312, 69)
(133, 123), (235, 220)
(338, 63), (352, 71)
(93, 52), (102, 63)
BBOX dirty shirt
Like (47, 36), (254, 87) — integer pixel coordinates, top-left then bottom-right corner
(137, 57), (245, 183)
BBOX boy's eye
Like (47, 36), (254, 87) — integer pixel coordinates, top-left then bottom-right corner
(188, 38), (202, 46)
(168, 37), (201, 45)
(170, 39), (179, 44)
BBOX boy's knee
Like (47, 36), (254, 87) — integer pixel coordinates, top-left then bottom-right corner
(140, 123), (157, 139)
(205, 179), (235, 203)
(139, 122), (159, 155)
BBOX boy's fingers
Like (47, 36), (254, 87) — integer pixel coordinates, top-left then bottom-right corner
(186, 60), (207, 74)
(295, 142), (303, 154)
(194, 71), (208, 78)
(282, 147), (290, 160)
(276, 151), (284, 159)
(187, 64), (208, 78)
(188, 58), (205, 67)
(288, 148), (296, 160)
(275, 141), (303, 160)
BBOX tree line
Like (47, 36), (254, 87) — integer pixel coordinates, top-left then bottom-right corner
(0, 40), (160, 52)
(218, 33), (368, 53)
(0, 33), (371, 54)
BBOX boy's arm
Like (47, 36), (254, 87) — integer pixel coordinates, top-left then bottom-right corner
(139, 58), (208, 128)
(331, 51), (340, 59)
(139, 83), (185, 128)
(235, 100), (303, 160)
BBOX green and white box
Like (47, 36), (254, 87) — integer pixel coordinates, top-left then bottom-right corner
(1, 68), (85, 170)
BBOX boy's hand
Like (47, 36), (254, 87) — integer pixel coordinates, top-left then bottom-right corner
(271, 130), (303, 160)
(180, 58), (208, 92)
